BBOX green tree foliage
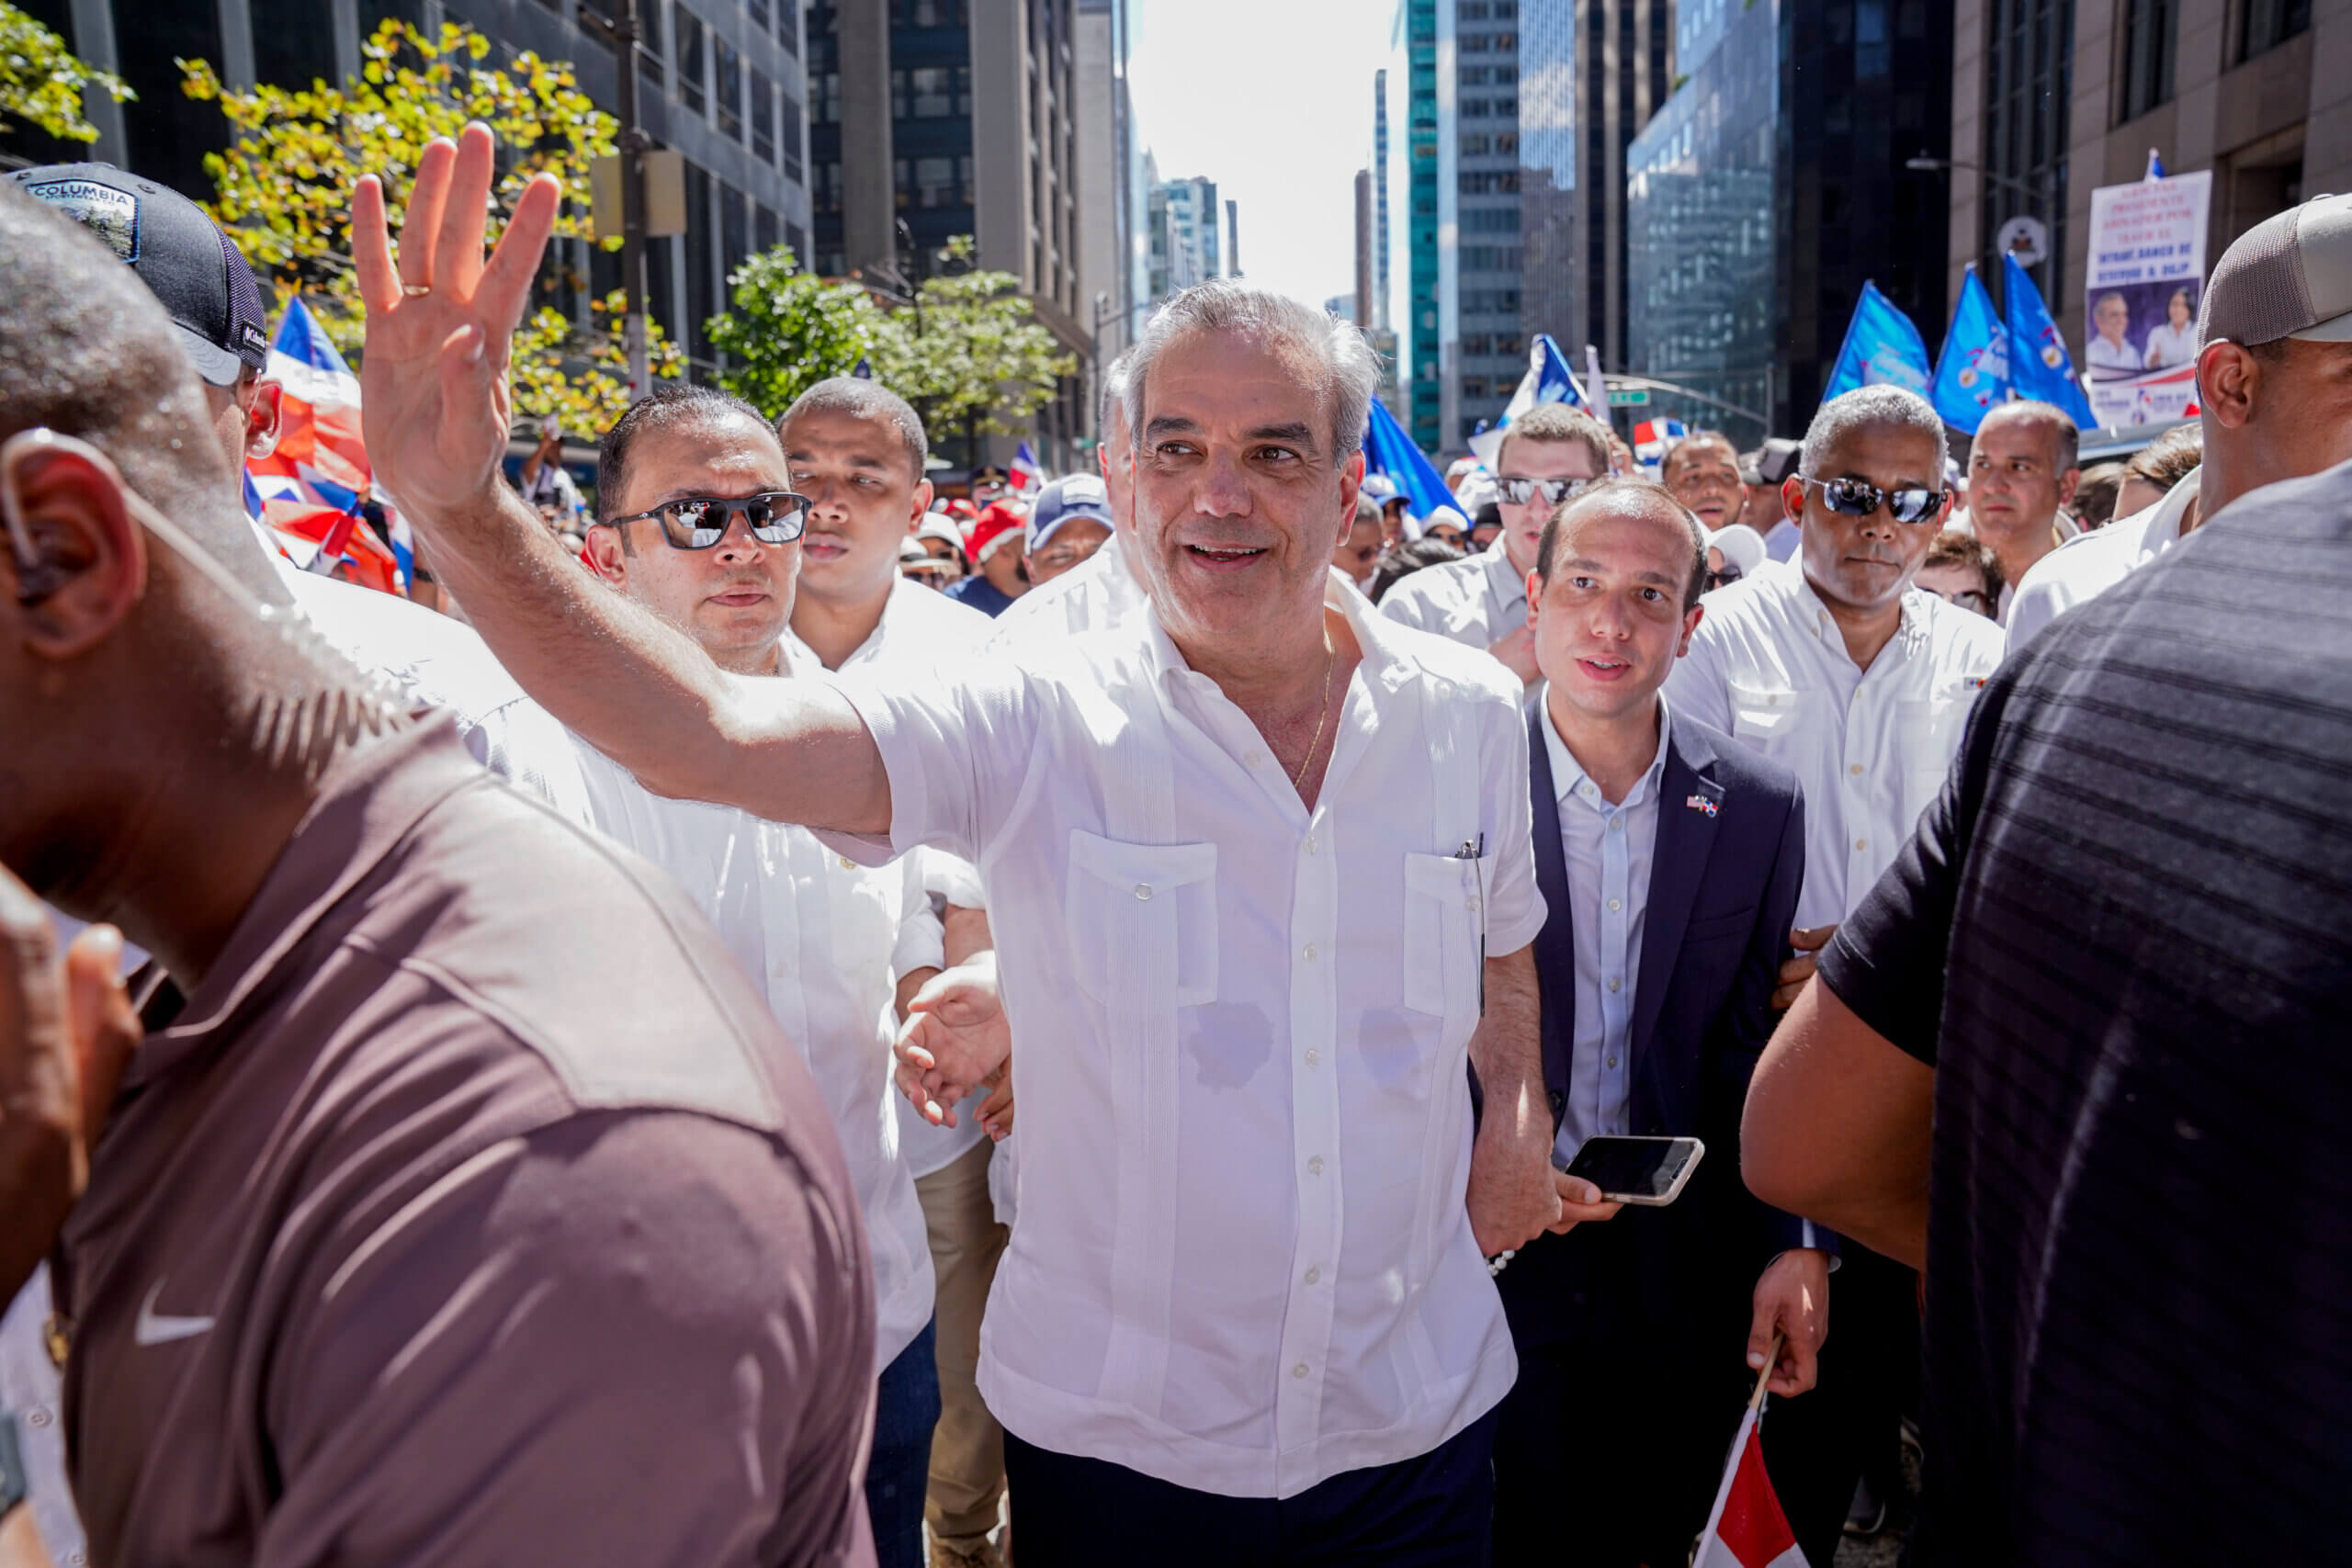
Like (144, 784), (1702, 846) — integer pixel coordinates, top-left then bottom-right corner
(707, 245), (889, 415)
(867, 238), (1080, 456)
(182, 18), (673, 434)
(0, 1), (130, 143)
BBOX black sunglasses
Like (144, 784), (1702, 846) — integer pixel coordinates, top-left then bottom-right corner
(608, 491), (812, 549)
(1496, 475), (1599, 507)
(1704, 565), (1744, 592)
(1802, 477), (1949, 526)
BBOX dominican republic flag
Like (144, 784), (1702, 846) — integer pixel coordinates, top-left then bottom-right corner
(1633, 418), (1687, 468)
(1469, 333), (1589, 469)
(244, 299), (400, 594)
(1691, 1405), (1805, 1568)
(1010, 440), (1044, 494)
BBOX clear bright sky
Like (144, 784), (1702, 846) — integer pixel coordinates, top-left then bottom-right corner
(1127, 0), (1396, 312)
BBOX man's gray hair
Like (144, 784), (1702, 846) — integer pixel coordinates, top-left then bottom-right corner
(780, 376), (928, 480)
(1800, 386), (1950, 482)
(1099, 346), (1135, 439)
(1124, 278), (1381, 460)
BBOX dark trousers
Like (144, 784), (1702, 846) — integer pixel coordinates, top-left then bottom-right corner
(865, 1317), (943, 1568)
(1002, 1405), (1502, 1568)
(1763, 1242), (1919, 1565)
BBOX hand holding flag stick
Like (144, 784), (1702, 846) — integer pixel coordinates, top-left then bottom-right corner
(1691, 1331), (1808, 1568)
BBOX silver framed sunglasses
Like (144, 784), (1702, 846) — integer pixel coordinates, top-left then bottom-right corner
(1495, 475), (1600, 508)
(1801, 476), (1949, 526)
(607, 491), (813, 549)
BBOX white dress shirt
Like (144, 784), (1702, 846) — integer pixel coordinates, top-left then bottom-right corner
(2086, 333), (2143, 374)
(1666, 558), (2005, 929)
(1375, 537), (1531, 651)
(820, 587), (1546, 1498)
(784, 577), (996, 1183)
(1760, 517), (1802, 562)
(1538, 694), (1671, 1166)
(2006, 468), (2200, 651)
(989, 534), (1149, 644)
(565, 747), (944, 1372)
(2, 1271), (85, 1566)
(2143, 320), (2198, 368)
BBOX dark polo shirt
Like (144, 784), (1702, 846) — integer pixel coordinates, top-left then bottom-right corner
(52, 722), (876, 1567)
(1816, 458), (2352, 1565)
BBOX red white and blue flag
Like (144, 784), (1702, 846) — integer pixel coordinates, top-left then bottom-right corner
(1634, 418), (1688, 469)
(244, 299), (401, 594)
(1010, 440), (1044, 494)
(1691, 1405), (1806, 1568)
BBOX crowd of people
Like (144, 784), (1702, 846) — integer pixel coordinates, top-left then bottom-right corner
(1, 129), (2349, 1568)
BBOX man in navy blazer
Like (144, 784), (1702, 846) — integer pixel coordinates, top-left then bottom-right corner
(1488, 479), (1831, 1565)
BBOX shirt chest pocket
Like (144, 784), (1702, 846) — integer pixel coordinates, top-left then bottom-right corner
(1067, 830), (1219, 1010)
(1729, 680), (1819, 760)
(1897, 679), (1982, 806)
(1402, 852), (1484, 1022)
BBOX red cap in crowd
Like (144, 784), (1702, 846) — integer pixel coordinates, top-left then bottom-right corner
(966, 502), (1027, 567)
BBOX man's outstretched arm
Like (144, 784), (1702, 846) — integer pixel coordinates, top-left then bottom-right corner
(351, 126), (888, 833)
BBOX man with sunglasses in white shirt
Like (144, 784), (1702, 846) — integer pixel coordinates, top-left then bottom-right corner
(1663, 383), (2002, 1550)
(1376, 403), (1611, 683)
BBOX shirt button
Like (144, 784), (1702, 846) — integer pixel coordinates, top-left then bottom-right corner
(1608, 976), (1622, 993)
(838, 855), (857, 871)
(1247, 750), (1266, 768)
(1609, 818), (1623, 833)
(1302, 943), (1318, 962)
(1135, 883), (1154, 901)
(1307, 1156), (1325, 1175)
(1607, 897), (1621, 912)
(1293, 1361), (1310, 1379)
(1305, 1048), (1320, 1067)
(1466, 895), (1482, 912)
(27, 1405), (52, 1428)
(1606, 1055), (1620, 1068)
(1305, 1266), (1321, 1284)
(1849, 762), (1864, 776)
(1854, 837), (1868, 852)
(1304, 834), (1317, 854)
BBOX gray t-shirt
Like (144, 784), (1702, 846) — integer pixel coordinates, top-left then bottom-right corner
(51, 724), (876, 1567)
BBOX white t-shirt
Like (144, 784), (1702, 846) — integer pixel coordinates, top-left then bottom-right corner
(2006, 468), (2200, 651)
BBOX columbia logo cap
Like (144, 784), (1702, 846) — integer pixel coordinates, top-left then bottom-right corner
(2199, 192), (2352, 349)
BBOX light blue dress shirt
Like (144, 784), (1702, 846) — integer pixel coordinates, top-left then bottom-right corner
(1540, 692), (1674, 1168)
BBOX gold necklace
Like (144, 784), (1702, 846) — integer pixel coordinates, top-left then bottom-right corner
(1291, 635), (1336, 794)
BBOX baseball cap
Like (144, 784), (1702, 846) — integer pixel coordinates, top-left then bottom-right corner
(2199, 193), (2352, 347)
(1027, 473), (1114, 553)
(7, 163), (270, 387)
(915, 513), (967, 554)
(966, 502), (1026, 566)
(1422, 503), (1471, 537)
(1455, 469), (1499, 513)
(1360, 473), (1400, 505)
(1707, 522), (1768, 578)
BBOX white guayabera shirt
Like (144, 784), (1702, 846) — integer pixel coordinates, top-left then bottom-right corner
(1665, 557), (2006, 929)
(820, 587), (1547, 1498)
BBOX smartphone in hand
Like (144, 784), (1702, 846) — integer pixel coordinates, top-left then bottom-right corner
(1563, 1134), (1704, 1206)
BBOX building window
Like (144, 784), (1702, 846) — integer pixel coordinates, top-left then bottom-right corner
(783, 95), (805, 181)
(2240, 0), (2309, 57)
(638, 0), (665, 88)
(1462, 377), (1489, 399)
(913, 155), (958, 207)
(1464, 332), (1493, 355)
(749, 0), (769, 27)
(716, 38), (743, 139)
(755, 202), (779, 254)
(1463, 97), (1492, 118)
(2117, 0), (2174, 121)
(909, 64), (956, 116)
(1461, 131), (1491, 155)
(751, 69), (775, 163)
(675, 6), (706, 115)
(778, 0), (800, 53)
(1463, 206), (1521, 231)
(684, 161), (715, 368)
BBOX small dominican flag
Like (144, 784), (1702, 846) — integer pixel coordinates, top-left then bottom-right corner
(1692, 1405), (1805, 1568)
(1010, 440), (1044, 494)
(244, 299), (401, 594)
(1634, 418), (1688, 469)
(2146, 148), (2167, 180)
(1686, 793), (1720, 818)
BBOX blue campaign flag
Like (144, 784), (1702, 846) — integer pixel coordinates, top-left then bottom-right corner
(852, 357), (874, 379)
(1930, 267), (2013, 433)
(1363, 396), (1455, 523)
(1468, 333), (1587, 468)
(1822, 281), (1933, 403)
(2002, 253), (2099, 428)
(2146, 149), (2166, 179)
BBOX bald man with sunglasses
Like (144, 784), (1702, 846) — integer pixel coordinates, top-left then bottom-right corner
(1660, 384), (2002, 1555)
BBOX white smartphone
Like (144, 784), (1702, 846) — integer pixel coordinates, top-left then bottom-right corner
(1562, 1134), (1705, 1207)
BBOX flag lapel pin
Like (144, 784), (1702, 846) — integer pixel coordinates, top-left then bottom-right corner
(1685, 793), (1719, 818)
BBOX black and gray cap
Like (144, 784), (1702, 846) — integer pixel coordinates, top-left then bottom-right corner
(6, 162), (271, 387)
(2199, 192), (2352, 350)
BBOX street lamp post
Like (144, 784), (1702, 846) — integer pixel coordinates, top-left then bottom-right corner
(1906, 152), (2062, 296)
(579, 0), (650, 394)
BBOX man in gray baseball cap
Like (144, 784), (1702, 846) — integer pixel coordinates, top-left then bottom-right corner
(2007, 192), (2352, 646)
